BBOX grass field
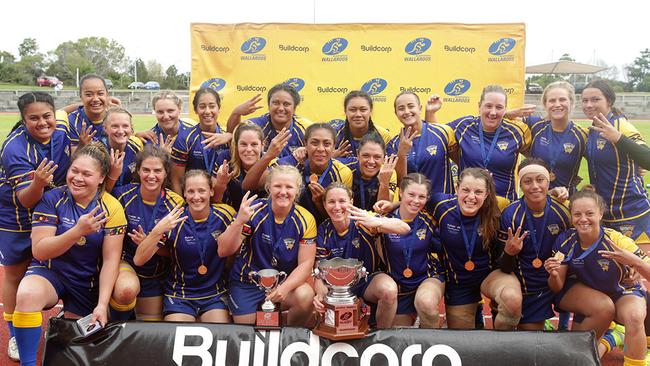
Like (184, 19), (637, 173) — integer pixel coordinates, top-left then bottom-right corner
(0, 113), (648, 188)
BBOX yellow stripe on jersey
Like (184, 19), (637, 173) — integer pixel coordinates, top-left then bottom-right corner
(332, 160), (353, 188)
(294, 205), (317, 240)
(605, 228), (650, 264)
(100, 192), (127, 229)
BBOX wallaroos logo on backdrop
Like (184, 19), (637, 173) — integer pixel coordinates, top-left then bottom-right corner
(488, 38), (516, 62)
(200, 78), (226, 92)
(240, 37), (267, 61)
(321, 38), (349, 62)
(443, 79), (471, 103)
(404, 37), (432, 62)
(241, 37), (267, 54)
(283, 78), (305, 92)
(405, 38), (432, 55)
(361, 78), (388, 102)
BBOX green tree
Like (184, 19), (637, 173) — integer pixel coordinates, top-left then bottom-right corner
(18, 38), (38, 58)
(146, 60), (163, 82)
(626, 48), (650, 92)
(559, 53), (575, 62)
(163, 65), (180, 89)
(134, 58), (149, 83)
(47, 37), (127, 84)
(0, 51), (16, 82)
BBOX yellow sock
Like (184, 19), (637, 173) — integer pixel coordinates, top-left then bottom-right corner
(599, 338), (612, 354)
(623, 355), (646, 366)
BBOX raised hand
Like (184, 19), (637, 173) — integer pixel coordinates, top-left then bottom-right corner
(158, 133), (174, 154)
(549, 186), (569, 201)
(505, 104), (536, 120)
(233, 94), (263, 116)
(504, 226), (528, 256)
(201, 131), (233, 149)
(590, 112), (621, 143)
(292, 147), (307, 163)
(33, 158), (58, 188)
(378, 154), (397, 185)
(235, 191), (262, 224)
(332, 140), (352, 159)
(373, 200), (397, 215)
(75, 206), (108, 236)
(214, 160), (234, 188)
(397, 127), (416, 157)
(348, 205), (381, 228)
(127, 225), (147, 245)
(309, 182), (326, 204)
(598, 238), (644, 267)
(108, 148), (125, 180)
(425, 94), (442, 115)
(152, 204), (187, 235)
(136, 130), (159, 144)
(266, 128), (291, 158)
(78, 121), (97, 146)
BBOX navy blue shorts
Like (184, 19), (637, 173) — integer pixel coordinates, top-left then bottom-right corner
(228, 280), (266, 316)
(444, 281), (483, 306)
(163, 294), (227, 317)
(397, 289), (417, 315)
(0, 231), (32, 265)
(520, 289), (555, 324)
(26, 265), (98, 317)
(352, 272), (378, 299)
(138, 276), (164, 298)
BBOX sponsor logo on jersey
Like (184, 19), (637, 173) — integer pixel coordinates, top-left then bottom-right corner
(284, 238), (296, 250)
(597, 259), (610, 272)
(416, 228), (426, 240)
(564, 143), (575, 153)
(426, 145), (438, 156)
(497, 141), (509, 151)
(548, 224), (560, 236)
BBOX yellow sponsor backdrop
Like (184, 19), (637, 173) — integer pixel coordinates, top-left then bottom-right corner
(190, 23), (525, 135)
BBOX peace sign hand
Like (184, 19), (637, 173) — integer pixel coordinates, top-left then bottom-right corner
(397, 127), (415, 157)
(33, 158), (58, 188)
(267, 128), (291, 158)
(75, 206), (107, 236)
(78, 121), (97, 147)
(127, 225), (147, 245)
(158, 133), (174, 154)
(504, 226), (528, 256)
(378, 154), (397, 185)
(590, 112), (621, 143)
(332, 140), (352, 159)
(233, 94), (263, 117)
(152, 204), (187, 236)
(108, 148), (125, 180)
(235, 191), (262, 225)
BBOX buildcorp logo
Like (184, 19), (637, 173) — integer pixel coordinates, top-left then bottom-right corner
(443, 79), (471, 103)
(404, 37), (432, 61)
(488, 37), (516, 62)
(361, 78), (388, 102)
(283, 78), (305, 92)
(200, 78), (226, 92)
(321, 38), (349, 62)
(240, 37), (267, 61)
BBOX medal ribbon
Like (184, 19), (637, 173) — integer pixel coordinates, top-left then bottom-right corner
(187, 209), (213, 269)
(304, 159), (333, 187)
(566, 228), (605, 262)
(265, 201), (296, 267)
(396, 209), (416, 273)
(137, 188), (165, 233)
(478, 122), (502, 168)
(524, 196), (551, 260)
(414, 121), (431, 170)
(458, 207), (480, 264)
(545, 122), (573, 175)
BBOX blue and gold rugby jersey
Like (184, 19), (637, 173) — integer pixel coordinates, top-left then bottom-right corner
(0, 123), (71, 231)
(380, 209), (443, 293)
(499, 196), (571, 294)
(164, 203), (235, 299)
(447, 116), (531, 201)
(114, 184), (183, 279)
(525, 116), (587, 193)
(330, 118), (392, 157)
(274, 155), (353, 223)
(430, 193), (497, 289)
(101, 135), (143, 190)
(149, 118), (195, 145)
(386, 121), (457, 195)
(553, 227), (649, 298)
(247, 113), (311, 158)
(171, 123), (227, 172)
(60, 106), (104, 146)
(348, 161), (398, 211)
(230, 198), (316, 284)
(210, 149), (266, 210)
(31, 187), (126, 289)
(316, 217), (381, 274)
(586, 114), (650, 224)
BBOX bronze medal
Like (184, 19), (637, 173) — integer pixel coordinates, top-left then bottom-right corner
(403, 267), (413, 278)
(549, 172), (556, 182)
(309, 173), (319, 184)
(198, 265), (208, 275)
(77, 236), (86, 246)
(271, 257), (278, 267)
(532, 258), (543, 268)
(464, 260), (475, 271)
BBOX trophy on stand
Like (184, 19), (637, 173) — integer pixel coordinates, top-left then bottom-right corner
(313, 257), (369, 340)
(249, 269), (287, 328)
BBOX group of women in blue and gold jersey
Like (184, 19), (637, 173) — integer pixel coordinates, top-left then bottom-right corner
(1, 73), (649, 366)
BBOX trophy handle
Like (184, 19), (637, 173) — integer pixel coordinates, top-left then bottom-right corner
(360, 266), (368, 282)
(277, 271), (287, 285)
(312, 268), (320, 278)
(248, 271), (259, 287)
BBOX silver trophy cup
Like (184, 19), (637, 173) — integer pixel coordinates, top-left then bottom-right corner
(249, 269), (287, 313)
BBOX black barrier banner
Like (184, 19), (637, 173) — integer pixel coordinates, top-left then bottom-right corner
(43, 318), (599, 366)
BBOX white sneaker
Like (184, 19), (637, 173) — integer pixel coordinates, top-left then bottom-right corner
(7, 336), (19, 362)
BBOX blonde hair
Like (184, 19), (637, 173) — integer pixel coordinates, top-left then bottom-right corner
(265, 165), (304, 201)
(152, 90), (183, 110)
(541, 81), (575, 119)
